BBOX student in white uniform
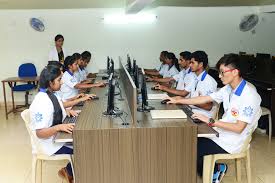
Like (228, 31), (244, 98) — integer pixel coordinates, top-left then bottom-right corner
(49, 34), (67, 64)
(145, 51), (168, 76)
(60, 55), (105, 101)
(75, 51), (94, 81)
(147, 52), (179, 80)
(47, 61), (96, 108)
(188, 51), (217, 117)
(29, 65), (78, 183)
(166, 54), (262, 182)
(152, 51), (197, 98)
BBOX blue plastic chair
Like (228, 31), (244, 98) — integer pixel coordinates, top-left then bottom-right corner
(12, 63), (38, 107)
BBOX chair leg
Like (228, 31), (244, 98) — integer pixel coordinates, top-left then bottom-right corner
(268, 113), (272, 141)
(246, 151), (252, 183)
(203, 155), (215, 183)
(25, 91), (29, 106)
(69, 155), (75, 183)
(235, 159), (242, 182)
(32, 157), (37, 183)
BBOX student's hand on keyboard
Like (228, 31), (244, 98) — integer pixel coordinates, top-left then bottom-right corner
(57, 123), (75, 134)
(146, 77), (154, 82)
(191, 113), (208, 123)
(67, 109), (80, 117)
(77, 93), (85, 98)
(82, 94), (96, 101)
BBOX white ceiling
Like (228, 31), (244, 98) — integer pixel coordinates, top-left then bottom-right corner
(0, 0), (275, 9)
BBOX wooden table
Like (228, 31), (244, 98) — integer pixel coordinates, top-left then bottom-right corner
(55, 72), (218, 183)
(1, 76), (39, 119)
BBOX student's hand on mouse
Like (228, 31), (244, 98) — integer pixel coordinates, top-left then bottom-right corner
(146, 77), (154, 82)
(191, 113), (209, 123)
(82, 94), (96, 101)
(165, 97), (176, 104)
(156, 84), (166, 91)
(57, 123), (75, 134)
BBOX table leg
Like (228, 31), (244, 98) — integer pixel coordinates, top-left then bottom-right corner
(10, 82), (15, 112)
(2, 82), (8, 120)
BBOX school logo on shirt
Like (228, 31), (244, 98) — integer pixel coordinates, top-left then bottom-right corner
(231, 108), (239, 117)
(35, 113), (43, 122)
(243, 106), (253, 117)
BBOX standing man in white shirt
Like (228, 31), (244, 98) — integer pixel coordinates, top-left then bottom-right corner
(166, 54), (262, 182)
(49, 34), (67, 64)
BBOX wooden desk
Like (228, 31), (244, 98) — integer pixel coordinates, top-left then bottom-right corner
(1, 76), (39, 119)
(55, 72), (218, 183)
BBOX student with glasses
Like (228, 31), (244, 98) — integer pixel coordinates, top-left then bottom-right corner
(166, 54), (262, 182)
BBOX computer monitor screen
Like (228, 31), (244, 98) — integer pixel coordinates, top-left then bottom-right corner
(134, 65), (139, 89)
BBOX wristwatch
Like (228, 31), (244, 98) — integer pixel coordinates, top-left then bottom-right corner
(208, 118), (216, 126)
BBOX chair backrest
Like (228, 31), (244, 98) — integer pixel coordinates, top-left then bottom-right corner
(18, 63), (37, 77)
(21, 109), (41, 154)
(240, 108), (262, 153)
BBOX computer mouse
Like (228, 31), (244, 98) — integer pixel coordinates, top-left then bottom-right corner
(161, 99), (170, 104)
(90, 96), (99, 100)
(151, 86), (159, 90)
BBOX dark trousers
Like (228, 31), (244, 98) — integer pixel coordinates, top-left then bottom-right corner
(55, 146), (73, 177)
(197, 138), (228, 176)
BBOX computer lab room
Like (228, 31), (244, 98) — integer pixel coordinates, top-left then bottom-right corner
(1, 0), (275, 183)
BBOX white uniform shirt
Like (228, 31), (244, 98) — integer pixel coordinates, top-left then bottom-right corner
(60, 71), (79, 101)
(174, 68), (198, 98)
(29, 91), (66, 156)
(75, 67), (87, 82)
(160, 65), (179, 78)
(155, 63), (164, 71)
(209, 80), (262, 154)
(191, 71), (217, 117)
(48, 47), (67, 62)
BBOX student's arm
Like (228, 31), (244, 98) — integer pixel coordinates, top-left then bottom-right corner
(190, 113), (248, 134)
(36, 123), (75, 138)
(144, 69), (157, 72)
(74, 82), (104, 89)
(63, 94), (96, 108)
(145, 70), (160, 76)
(156, 84), (189, 97)
(167, 95), (213, 105)
(148, 77), (174, 83)
(194, 102), (213, 111)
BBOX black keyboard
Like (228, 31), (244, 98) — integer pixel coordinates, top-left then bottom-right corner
(63, 116), (78, 124)
(181, 105), (202, 123)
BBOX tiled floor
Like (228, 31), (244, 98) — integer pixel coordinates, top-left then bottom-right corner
(1, 108), (275, 183)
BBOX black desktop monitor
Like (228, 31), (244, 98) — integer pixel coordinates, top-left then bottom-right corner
(137, 73), (154, 112)
(134, 65), (139, 89)
(133, 59), (136, 75)
(103, 73), (123, 116)
(107, 56), (110, 73)
(127, 55), (132, 74)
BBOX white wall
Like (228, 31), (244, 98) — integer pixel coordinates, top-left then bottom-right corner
(1, 6), (275, 103)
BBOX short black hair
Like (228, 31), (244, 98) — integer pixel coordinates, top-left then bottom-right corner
(72, 53), (81, 60)
(216, 54), (242, 76)
(39, 65), (62, 89)
(191, 51), (208, 68)
(64, 56), (76, 71)
(180, 51), (191, 60)
(81, 51), (91, 62)
(161, 51), (169, 57)
(47, 61), (64, 71)
(55, 34), (64, 42)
